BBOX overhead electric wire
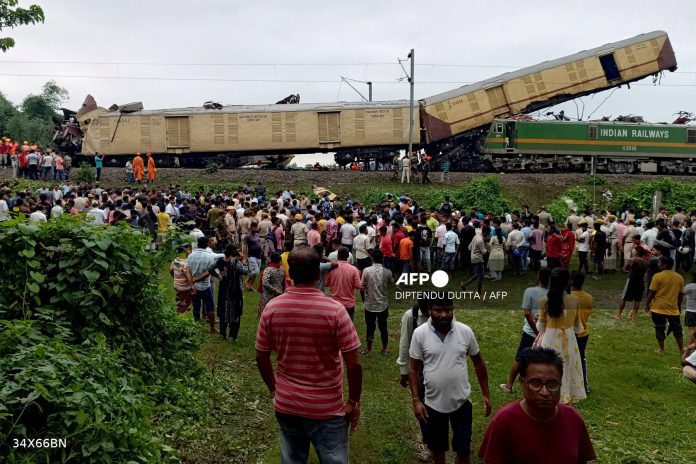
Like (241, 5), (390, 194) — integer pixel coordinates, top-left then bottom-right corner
(0, 59), (692, 74)
(0, 72), (693, 86)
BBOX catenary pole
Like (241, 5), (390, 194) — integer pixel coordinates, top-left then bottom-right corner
(407, 49), (415, 158)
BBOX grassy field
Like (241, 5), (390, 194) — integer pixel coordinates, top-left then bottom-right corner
(157, 264), (696, 464)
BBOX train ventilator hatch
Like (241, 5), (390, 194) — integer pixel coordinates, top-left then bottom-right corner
(318, 112), (341, 146)
(166, 116), (190, 151)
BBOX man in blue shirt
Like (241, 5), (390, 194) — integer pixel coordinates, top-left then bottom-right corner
(95, 152), (105, 182)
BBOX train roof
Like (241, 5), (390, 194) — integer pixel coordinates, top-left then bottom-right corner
(492, 118), (696, 129)
(421, 30), (669, 106)
(101, 99), (412, 117)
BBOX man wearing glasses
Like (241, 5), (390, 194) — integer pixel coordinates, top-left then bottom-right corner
(479, 347), (596, 463)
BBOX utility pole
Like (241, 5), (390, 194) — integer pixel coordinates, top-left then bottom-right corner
(407, 49), (415, 159)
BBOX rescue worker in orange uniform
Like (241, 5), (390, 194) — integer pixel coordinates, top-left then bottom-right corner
(147, 153), (156, 182)
(133, 153), (145, 182)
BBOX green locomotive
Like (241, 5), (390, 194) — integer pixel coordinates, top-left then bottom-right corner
(481, 119), (696, 174)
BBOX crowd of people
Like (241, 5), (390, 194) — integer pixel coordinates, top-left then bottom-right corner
(4, 173), (696, 463)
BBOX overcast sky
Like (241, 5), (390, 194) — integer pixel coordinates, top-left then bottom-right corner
(1, 1), (695, 164)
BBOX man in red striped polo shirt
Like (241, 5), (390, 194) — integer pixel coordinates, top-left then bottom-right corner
(256, 246), (363, 463)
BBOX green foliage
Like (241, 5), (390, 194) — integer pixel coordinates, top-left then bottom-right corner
(546, 186), (594, 223)
(5, 112), (53, 147)
(610, 177), (696, 213)
(0, 0), (45, 52)
(204, 162), (219, 174)
(0, 216), (204, 462)
(21, 80), (69, 121)
(0, 91), (18, 134)
(0, 81), (67, 148)
(360, 176), (514, 215)
(74, 163), (95, 183)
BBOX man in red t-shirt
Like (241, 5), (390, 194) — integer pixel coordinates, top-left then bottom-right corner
(378, 225), (394, 272)
(546, 224), (562, 269)
(256, 247), (362, 463)
(479, 347), (596, 464)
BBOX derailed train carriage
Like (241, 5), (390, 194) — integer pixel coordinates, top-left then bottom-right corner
(69, 98), (415, 168)
(58, 30), (678, 170)
(421, 30), (677, 170)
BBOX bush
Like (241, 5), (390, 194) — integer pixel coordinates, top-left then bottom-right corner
(546, 186), (594, 223)
(205, 162), (219, 174)
(610, 178), (696, 213)
(73, 163), (95, 183)
(0, 216), (203, 462)
(359, 176), (515, 216)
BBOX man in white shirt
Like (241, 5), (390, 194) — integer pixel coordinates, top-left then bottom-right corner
(0, 191), (10, 221)
(577, 221), (591, 274)
(441, 223), (460, 275)
(435, 218), (447, 268)
(165, 196), (180, 220)
(353, 224), (372, 272)
(641, 221), (658, 248)
(409, 294), (491, 464)
(340, 219), (357, 252)
(51, 199), (64, 219)
(29, 205), (48, 223)
(86, 201), (106, 225)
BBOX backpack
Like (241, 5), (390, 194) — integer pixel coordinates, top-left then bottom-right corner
(266, 226), (278, 249)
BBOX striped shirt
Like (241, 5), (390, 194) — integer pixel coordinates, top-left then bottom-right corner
(255, 287), (360, 419)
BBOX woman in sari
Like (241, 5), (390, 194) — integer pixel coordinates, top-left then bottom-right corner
(258, 251), (285, 315)
(210, 244), (249, 341)
(536, 267), (586, 404)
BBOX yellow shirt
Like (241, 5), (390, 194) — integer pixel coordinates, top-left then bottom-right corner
(571, 290), (593, 337)
(156, 212), (170, 233)
(649, 270), (684, 316)
(281, 252), (290, 277)
(318, 219), (327, 233)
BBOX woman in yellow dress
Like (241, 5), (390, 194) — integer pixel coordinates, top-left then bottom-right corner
(536, 268), (586, 404)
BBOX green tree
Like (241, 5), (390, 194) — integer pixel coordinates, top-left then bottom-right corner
(21, 80), (68, 120)
(0, 0), (44, 52)
(0, 91), (18, 135)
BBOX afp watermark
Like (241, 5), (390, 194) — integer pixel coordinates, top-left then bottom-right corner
(395, 270), (450, 288)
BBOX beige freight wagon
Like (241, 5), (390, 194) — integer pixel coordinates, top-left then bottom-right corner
(80, 100), (418, 167)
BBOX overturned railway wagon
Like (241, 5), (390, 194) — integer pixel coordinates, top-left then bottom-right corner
(482, 119), (696, 174)
(422, 30), (676, 144)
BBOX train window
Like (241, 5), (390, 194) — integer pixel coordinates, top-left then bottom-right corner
(589, 126), (598, 140)
(599, 54), (621, 82)
(494, 123), (503, 133)
(688, 129), (696, 144)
